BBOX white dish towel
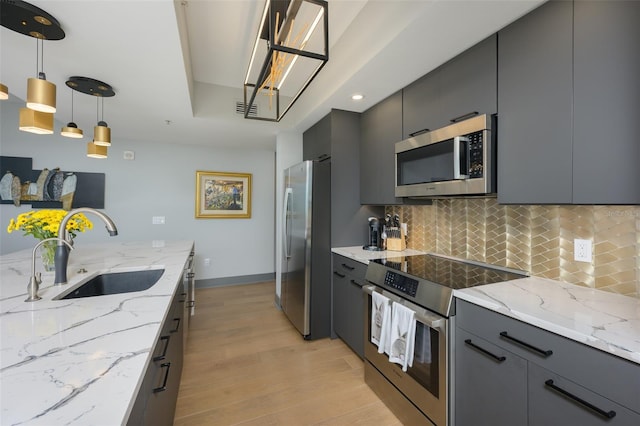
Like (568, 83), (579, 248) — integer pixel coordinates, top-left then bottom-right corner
(388, 301), (417, 372)
(371, 291), (391, 352)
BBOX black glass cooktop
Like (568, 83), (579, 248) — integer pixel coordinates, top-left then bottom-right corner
(371, 254), (526, 291)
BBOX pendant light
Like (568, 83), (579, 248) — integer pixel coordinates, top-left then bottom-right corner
(60, 89), (83, 138)
(87, 141), (108, 159)
(18, 107), (53, 134)
(0, 1), (65, 108)
(93, 97), (111, 146)
(26, 38), (56, 113)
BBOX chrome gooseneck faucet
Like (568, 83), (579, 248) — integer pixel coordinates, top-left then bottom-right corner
(26, 237), (73, 302)
(54, 208), (118, 285)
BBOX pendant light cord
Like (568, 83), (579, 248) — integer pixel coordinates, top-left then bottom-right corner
(71, 90), (74, 122)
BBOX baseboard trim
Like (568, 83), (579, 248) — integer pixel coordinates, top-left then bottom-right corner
(195, 272), (275, 289)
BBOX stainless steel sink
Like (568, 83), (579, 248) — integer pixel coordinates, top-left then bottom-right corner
(55, 269), (165, 300)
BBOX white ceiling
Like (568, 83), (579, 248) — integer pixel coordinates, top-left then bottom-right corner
(0, 0), (545, 151)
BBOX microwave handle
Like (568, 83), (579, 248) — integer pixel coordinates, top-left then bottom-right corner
(453, 136), (469, 180)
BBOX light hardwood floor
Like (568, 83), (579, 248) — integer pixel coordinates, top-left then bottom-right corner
(173, 281), (402, 425)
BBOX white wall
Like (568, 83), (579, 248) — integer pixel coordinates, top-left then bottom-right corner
(0, 99), (275, 281)
(274, 131), (303, 303)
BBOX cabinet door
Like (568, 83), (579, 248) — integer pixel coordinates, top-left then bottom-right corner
(528, 363), (640, 426)
(455, 327), (528, 426)
(402, 70), (441, 139)
(497, 0), (573, 204)
(303, 113), (331, 161)
(573, 1), (640, 204)
(332, 255), (366, 358)
(360, 90), (404, 205)
(440, 34), (497, 125)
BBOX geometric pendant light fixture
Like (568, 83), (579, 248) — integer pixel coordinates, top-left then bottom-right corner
(1, 1), (66, 132)
(64, 76), (115, 158)
(244, 0), (328, 122)
(0, 83), (8, 100)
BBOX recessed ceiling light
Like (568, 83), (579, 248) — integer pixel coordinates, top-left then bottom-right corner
(351, 94), (364, 101)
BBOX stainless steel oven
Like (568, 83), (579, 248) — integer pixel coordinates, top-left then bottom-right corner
(363, 284), (447, 426)
(363, 255), (526, 426)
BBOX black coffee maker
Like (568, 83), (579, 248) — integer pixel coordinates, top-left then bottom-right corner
(364, 216), (384, 251)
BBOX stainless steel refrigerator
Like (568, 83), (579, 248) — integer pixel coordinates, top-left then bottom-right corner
(281, 160), (331, 339)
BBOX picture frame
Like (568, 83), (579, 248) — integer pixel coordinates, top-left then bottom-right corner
(195, 171), (252, 218)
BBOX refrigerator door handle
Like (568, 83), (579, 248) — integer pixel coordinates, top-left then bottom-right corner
(283, 187), (293, 259)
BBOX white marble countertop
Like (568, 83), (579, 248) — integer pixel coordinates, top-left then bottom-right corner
(331, 245), (426, 264)
(454, 277), (640, 365)
(0, 240), (194, 425)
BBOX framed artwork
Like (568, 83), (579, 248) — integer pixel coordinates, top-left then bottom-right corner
(195, 171), (252, 218)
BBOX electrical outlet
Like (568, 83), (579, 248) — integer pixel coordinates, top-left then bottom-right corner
(574, 239), (592, 263)
(204, 258), (211, 267)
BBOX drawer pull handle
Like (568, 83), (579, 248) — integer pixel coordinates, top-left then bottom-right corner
(341, 263), (355, 271)
(153, 362), (171, 393)
(544, 379), (616, 419)
(349, 279), (363, 288)
(450, 111), (479, 123)
(170, 317), (181, 333)
(409, 128), (430, 137)
(153, 335), (170, 361)
(333, 271), (346, 278)
(464, 339), (506, 362)
(500, 331), (553, 357)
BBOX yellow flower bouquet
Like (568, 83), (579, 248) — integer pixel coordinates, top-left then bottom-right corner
(7, 209), (93, 270)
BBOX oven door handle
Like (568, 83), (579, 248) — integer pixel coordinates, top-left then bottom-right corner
(362, 285), (446, 333)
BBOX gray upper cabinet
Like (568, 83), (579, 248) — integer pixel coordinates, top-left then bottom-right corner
(303, 113), (331, 161)
(572, 0), (640, 204)
(497, 0), (574, 204)
(439, 34), (497, 126)
(360, 90), (404, 205)
(402, 69), (441, 139)
(402, 35), (497, 140)
(498, 0), (640, 204)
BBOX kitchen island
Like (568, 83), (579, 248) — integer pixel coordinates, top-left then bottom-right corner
(0, 240), (194, 425)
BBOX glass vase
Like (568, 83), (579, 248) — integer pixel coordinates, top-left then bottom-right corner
(40, 240), (56, 272)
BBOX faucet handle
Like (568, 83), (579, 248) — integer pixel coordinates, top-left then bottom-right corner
(35, 272), (42, 285)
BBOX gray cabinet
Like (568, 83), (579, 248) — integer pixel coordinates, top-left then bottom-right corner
(304, 109), (382, 247)
(403, 34), (497, 139)
(360, 91), (404, 205)
(303, 113), (331, 161)
(497, 0), (573, 204)
(454, 299), (640, 426)
(128, 282), (185, 426)
(572, 0), (640, 204)
(332, 254), (367, 358)
(498, 0), (640, 204)
(455, 327), (527, 426)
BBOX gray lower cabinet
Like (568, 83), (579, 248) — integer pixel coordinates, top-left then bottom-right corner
(360, 90), (403, 205)
(332, 254), (367, 358)
(454, 299), (640, 426)
(455, 327), (527, 426)
(128, 283), (185, 425)
(498, 0), (640, 204)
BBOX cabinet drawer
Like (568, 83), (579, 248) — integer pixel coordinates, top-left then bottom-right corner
(456, 299), (640, 412)
(332, 254), (367, 282)
(529, 363), (640, 426)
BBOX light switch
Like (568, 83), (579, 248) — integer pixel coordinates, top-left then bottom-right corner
(152, 216), (165, 225)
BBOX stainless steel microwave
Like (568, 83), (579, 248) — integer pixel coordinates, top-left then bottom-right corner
(395, 114), (495, 198)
